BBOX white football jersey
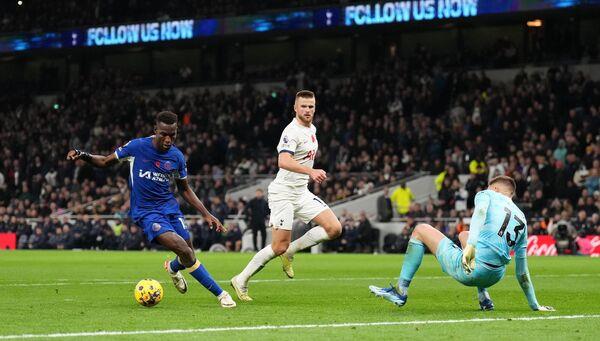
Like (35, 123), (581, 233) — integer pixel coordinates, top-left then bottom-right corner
(272, 118), (318, 188)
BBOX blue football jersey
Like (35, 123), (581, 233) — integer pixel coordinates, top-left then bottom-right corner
(114, 137), (187, 220)
(472, 189), (528, 266)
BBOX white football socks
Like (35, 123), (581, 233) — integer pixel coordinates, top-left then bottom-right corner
(238, 245), (276, 283)
(237, 227), (331, 283)
(285, 226), (329, 256)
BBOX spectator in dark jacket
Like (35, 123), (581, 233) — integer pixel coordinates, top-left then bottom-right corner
(376, 187), (393, 222)
(357, 211), (377, 252)
(245, 189), (269, 251)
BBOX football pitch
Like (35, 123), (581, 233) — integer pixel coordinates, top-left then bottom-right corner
(1, 251), (599, 340)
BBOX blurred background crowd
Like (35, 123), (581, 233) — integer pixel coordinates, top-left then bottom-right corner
(0, 1), (598, 253)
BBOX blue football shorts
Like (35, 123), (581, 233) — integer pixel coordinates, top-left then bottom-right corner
(136, 212), (190, 243)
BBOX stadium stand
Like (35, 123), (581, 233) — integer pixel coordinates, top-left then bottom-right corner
(1, 59), (598, 250)
(0, 2), (598, 252)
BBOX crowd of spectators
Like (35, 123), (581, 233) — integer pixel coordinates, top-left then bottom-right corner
(0, 213), (247, 252)
(1, 215), (146, 250)
(376, 64), (600, 253)
(2, 59), (426, 221)
(324, 210), (378, 253)
(0, 41), (599, 252)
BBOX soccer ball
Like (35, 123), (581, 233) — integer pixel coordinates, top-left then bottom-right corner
(134, 279), (163, 307)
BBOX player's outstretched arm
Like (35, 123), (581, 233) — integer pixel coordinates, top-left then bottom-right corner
(175, 178), (226, 232)
(515, 255), (555, 311)
(462, 192), (490, 273)
(278, 152), (326, 183)
(66, 149), (118, 168)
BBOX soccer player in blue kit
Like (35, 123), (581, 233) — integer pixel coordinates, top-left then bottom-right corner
(369, 176), (554, 311)
(66, 111), (236, 308)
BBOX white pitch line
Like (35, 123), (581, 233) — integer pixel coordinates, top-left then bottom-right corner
(0, 277), (398, 287)
(0, 314), (599, 339)
(2, 273), (599, 287)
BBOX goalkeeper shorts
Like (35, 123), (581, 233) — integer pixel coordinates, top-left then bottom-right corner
(436, 237), (506, 288)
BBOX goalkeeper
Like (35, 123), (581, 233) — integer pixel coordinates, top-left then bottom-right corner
(369, 175), (554, 311)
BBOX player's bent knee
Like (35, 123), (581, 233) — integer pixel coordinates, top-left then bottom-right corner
(175, 246), (196, 266)
(412, 223), (433, 238)
(415, 223), (433, 230)
(271, 243), (289, 256)
(325, 221), (342, 238)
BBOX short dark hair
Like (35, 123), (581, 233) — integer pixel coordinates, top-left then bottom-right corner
(156, 111), (178, 125)
(489, 175), (516, 195)
(295, 90), (315, 100)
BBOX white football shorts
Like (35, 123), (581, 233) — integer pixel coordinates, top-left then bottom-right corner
(267, 182), (329, 230)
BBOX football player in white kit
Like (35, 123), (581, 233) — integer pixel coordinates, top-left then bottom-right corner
(230, 90), (342, 301)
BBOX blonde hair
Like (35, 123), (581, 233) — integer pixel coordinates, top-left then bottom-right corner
(488, 175), (516, 195)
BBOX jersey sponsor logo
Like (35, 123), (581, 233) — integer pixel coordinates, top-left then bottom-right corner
(283, 135), (289, 144)
(138, 169), (169, 182)
(304, 150), (316, 161)
(152, 223), (162, 232)
(139, 170), (151, 179)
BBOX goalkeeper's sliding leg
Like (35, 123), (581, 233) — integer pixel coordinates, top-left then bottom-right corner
(369, 223), (445, 306)
(370, 224), (505, 310)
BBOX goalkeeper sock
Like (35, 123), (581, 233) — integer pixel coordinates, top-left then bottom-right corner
(238, 245), (276, 283)
(397, 238), (425, 294)
(478, 287), (490, 301)
(187, 260), (223, 297)
(285, 226), (329, 255)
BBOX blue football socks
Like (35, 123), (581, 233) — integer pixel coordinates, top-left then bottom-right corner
(169, 257), (186, 273)
(187, 260), (223, 297)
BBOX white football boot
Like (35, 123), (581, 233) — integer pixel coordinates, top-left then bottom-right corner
(164, 260), (188, 294)
(218, 291), (237, 308)
(230, 275), (253, 301)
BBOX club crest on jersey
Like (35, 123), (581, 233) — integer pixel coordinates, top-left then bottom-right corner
(164, 161), (172, 170)
(152, 223), (162, 232)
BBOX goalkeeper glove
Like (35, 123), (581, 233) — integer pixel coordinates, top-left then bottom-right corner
(462, 244), (476, 274)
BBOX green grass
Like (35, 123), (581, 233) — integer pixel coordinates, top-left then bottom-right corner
(1, 251), (599, 340)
